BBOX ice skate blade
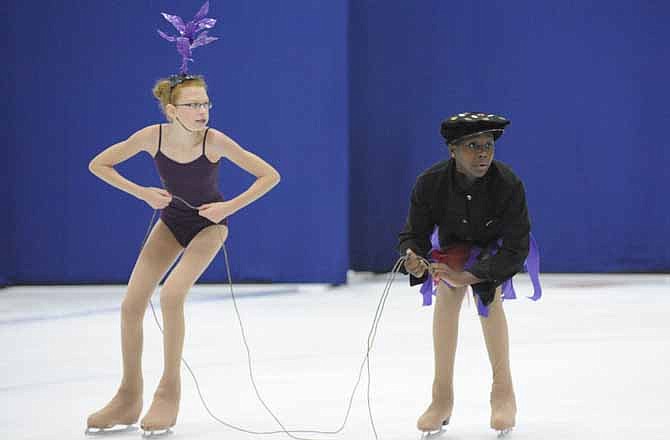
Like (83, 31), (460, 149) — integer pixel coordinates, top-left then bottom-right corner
(420, 429), (445, 439)
(419, 421), (448, 439)
(141, 428), (173, 438)
(497, 427), (513, 438)
(85, 425), (138, 436)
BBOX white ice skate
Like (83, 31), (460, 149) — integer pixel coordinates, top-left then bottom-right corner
(141, 427), (173, 438)
(496, 427), (513, 438)
(419, 419), (448, 439)
(84, 424), (139, 436)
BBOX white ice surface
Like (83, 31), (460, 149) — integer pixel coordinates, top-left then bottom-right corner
(1, 274), (669, 440)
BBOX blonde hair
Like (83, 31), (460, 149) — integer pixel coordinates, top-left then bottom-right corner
(152, 76), (208, 119)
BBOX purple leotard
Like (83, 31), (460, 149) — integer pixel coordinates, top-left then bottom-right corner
(154, 124), (227, 247)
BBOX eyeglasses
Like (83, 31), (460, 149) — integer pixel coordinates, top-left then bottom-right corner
(174, 102), (213, 111)
(461, 141), (494, 152)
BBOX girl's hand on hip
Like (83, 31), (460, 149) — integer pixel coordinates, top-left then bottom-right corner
(198, 201), (236, 223)
(140, 187), (172, 209)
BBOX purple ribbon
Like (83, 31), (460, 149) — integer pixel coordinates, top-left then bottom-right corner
(419, 227), (542, 317)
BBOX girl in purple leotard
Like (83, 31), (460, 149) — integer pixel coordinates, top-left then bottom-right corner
(86, 75), (280, 433)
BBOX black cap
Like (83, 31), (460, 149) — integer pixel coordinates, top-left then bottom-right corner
(440, 112), (510, 145)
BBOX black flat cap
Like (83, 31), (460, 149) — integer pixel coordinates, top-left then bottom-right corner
(440, 112), (510, 145)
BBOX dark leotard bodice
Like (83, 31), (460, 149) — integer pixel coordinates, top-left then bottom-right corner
(153, 124), (224, 210)
(152, 124), (226, 247)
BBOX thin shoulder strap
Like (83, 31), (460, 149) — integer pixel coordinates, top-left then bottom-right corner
(158, 124), (162, 152)
(202, 127), (210, 154)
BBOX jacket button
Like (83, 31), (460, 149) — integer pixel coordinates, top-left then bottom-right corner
(461, 219), (468, 224)
(466, 194), (472, 200)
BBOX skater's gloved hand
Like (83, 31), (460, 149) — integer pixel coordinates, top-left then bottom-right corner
(405, 249), (428, 278)
(140, 187), (172, 210)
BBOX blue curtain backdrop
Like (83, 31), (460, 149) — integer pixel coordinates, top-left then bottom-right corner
(349, 0), (670, 273)
(6, 1), (349, 285)
(5, 1), (669, 286)
(3, 5), (16, 287)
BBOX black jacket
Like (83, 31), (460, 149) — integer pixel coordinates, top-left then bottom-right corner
(398, 159), (530, 302)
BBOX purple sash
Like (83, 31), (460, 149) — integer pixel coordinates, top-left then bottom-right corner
(419, 227), (542, 317)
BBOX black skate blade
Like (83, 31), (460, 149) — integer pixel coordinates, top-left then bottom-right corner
(85, 425), (139, 436)
(141, 428), (173, 438)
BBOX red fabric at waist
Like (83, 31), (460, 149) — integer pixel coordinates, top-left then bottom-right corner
(430, 243), (472, 272)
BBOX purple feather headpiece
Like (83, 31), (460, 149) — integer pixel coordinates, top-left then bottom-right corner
(157, 1), (219, 77)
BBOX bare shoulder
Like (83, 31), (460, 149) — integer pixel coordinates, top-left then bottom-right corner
(90, 124), (162, 168)
(203, 128), (279, 178)
(205, 127), (244, 161)
(127, 124), (161, 156)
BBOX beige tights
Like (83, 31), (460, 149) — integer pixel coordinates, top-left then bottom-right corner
(417, 284), (516, 432)
(417, 284), (466, 431)
(86, 220), (227, 431)
(480, 290), (516, 431)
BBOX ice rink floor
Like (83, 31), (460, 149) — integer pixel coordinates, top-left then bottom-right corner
(1, 273), (669, 440)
